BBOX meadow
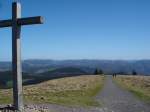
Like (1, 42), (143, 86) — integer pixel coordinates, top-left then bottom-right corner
(115, 75), (150, 102)
(0, 75), (104, 107)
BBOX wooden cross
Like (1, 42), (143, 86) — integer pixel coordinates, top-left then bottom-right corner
(0, 2), (43, 111)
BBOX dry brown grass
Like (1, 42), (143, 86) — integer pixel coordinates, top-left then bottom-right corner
(0, 75), (104, 106)
(24, 75), (103, 92)
(115, 75), (150, 102)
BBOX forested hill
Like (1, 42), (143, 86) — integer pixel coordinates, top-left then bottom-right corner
(0, 67), (87, 88)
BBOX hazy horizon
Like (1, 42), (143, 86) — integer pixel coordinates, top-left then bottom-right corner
(2, 58), (150, 62)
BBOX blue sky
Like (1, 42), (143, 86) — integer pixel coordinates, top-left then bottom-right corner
(0, 0), (150, 61)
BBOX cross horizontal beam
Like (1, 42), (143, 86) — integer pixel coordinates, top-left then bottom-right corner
(0, 16), (43, 28)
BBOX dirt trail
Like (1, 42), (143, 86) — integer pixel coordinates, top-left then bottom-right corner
(96, 75), (150, 112)
(22, 76), (150, 112)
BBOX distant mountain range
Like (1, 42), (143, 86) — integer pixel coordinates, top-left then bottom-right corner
(0, 59), (150, 75)
(1, 59), (150, 88)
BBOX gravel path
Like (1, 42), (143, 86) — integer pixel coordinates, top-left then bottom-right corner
(24, 104), (106, 112)
(96, 75), (150, 112)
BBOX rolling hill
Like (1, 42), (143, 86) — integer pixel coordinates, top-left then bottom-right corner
(0, 60), (150, 75)
(0, 67), (87, 88)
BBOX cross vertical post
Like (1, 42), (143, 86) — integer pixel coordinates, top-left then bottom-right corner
(12, 2), (23, 111)
(0, 2), (43, 111)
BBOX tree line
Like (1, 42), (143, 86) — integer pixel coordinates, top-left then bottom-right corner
(94, 68), (103, 75)
(93, 68), (138, 75)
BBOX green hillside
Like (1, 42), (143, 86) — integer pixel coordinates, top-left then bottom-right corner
(0, 71), (36, 88)
(0, 67), (87, 88)
(39, 67), (87, 76)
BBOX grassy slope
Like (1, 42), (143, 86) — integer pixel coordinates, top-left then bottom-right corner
(0, 75), (104, 107)
(114, 75), (150, 103)
(0, 67), (87, 88)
